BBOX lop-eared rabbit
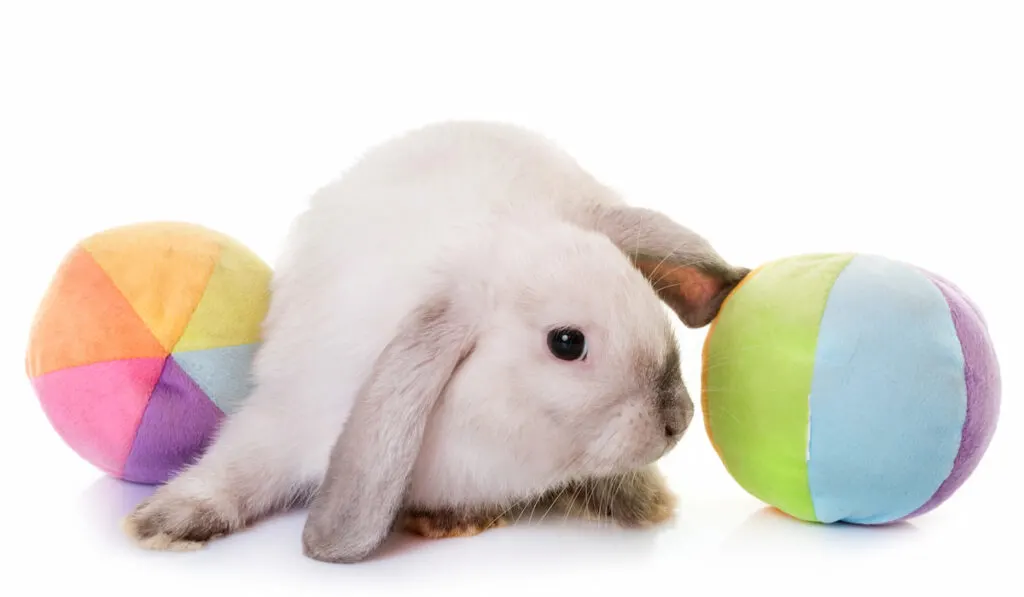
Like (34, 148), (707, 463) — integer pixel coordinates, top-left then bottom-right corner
(123, 121), (749, 563)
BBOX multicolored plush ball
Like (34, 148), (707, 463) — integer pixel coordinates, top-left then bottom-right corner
(26, 222), (272, 485)
(701, 253), (1000, 525)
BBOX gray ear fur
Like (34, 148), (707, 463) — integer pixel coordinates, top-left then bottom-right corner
(590, 204), (750, 328)
(301, 295), (475, 563)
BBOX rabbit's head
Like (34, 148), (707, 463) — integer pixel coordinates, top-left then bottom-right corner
(304, 205), (747, 562)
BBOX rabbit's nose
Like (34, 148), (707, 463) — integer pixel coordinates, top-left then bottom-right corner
(661, 386), (694, 440)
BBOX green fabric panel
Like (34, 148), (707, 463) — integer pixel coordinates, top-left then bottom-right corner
(703, 253), (855, 522)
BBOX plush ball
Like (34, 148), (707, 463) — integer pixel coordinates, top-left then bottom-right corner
(701, 253), (1001, 525)
(26, 222), (272, 484)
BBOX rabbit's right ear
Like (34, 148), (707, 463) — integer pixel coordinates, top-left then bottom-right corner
(589, 204), (750, 328)
(301, 292), (476, 563)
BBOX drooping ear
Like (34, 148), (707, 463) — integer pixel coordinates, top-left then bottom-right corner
(301, 294), (475, 564)
(590, 205), (750, 328)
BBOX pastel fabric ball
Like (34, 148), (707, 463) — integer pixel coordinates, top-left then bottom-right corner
(26, 222), (272, 484)
(701, 253), (1001, 524)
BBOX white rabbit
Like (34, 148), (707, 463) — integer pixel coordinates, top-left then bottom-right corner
(122, 121), (749, 563)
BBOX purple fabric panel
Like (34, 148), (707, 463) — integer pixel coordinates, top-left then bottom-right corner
(122, 357), (224, 484)
(907, 270), (1001, 518)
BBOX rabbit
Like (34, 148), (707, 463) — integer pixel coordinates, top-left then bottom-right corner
(121, 120), (749, 563)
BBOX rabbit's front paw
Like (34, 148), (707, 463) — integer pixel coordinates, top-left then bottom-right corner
(121, 490), (235, 552)
(602, 466), (677, 528)
(535, 464), (678, 528)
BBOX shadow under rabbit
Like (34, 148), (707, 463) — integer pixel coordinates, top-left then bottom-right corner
(79, 474), (669, 573)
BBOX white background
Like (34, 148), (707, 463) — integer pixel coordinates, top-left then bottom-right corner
(1, 1), (1020, 595)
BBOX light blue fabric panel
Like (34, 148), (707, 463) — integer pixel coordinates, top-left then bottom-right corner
(172, 343), (259, 415)
(806, 254), (967, 524)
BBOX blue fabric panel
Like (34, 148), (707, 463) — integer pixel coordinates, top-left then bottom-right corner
(806, 254), (967, 524)
(172, 343), (259, 415)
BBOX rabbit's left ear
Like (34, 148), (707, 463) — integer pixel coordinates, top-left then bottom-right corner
(591, 205), (750, 328)
(301, 294), (475, 564)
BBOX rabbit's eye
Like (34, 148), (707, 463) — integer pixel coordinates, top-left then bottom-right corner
(547, 327), (588, 361)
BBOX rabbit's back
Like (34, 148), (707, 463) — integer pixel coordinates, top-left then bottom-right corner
(314, 120), (619, 221)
